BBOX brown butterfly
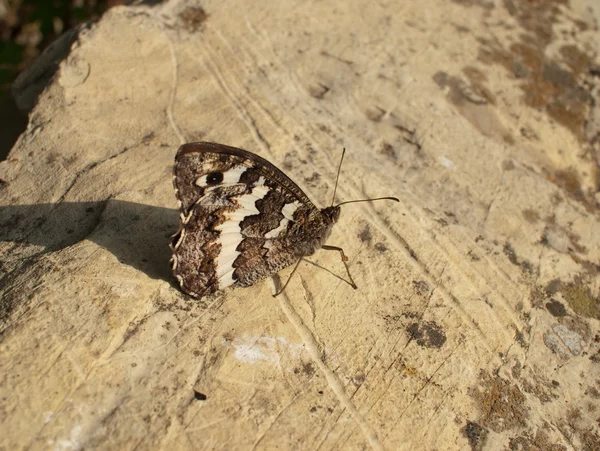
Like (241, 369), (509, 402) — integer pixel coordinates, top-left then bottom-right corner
(170, 142), (397, 298)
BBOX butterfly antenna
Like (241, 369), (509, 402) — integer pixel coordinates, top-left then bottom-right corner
(335, 196), (399, 207)
(331, 147), (346, 206)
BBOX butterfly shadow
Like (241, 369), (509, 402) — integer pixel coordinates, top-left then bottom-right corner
(0, 199), (179, 282)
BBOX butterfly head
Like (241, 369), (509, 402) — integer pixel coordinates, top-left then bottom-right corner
(321, 205), (341, 224)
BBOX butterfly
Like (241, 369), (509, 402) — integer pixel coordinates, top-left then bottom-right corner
(170, 142), (397, 299)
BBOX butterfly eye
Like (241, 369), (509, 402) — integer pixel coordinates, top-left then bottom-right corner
(206, 172), (224, 185)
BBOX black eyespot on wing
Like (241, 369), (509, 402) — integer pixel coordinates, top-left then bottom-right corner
(207, 172), (224, 185)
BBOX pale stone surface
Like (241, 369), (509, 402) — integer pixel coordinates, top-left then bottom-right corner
(1, 0), (600, 450)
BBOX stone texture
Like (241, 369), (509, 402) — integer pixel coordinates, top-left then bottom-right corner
(1, 0), (600, 449)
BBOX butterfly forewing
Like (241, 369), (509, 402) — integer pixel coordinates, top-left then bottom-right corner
(171, 142), (336, 299)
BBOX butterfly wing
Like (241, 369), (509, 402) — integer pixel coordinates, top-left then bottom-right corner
(171, 142), (333, 298)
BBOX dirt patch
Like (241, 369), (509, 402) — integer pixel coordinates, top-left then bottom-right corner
(179, 6), (208, 32)
(407, 321), (447, 348)
(545, 299), (567, 317)
(470, 371), (529, 432)
(563, 279), (600, 320)
(477, 0), (593, 142)
(503, 241), (534, 274)
(508, 428), (567, 451)
(461, 421), (488, 451)
(522, 208), (540, 223)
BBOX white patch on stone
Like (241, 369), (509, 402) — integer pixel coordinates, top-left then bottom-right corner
(44, 411), (54, 424)
(439, 156), (454, 169)
(228, 334), (304, 365)
(214, 185), (270, 288)
(54, 424), (82, 451)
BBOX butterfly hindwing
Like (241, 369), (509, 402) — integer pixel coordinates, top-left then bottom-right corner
(171, 142), (338, 299)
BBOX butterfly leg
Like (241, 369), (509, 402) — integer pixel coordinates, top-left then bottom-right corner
(273, 258), (303, 297)
(321, 245), (358, 289)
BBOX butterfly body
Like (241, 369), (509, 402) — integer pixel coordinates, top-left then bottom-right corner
(170, 142), (340, 299)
